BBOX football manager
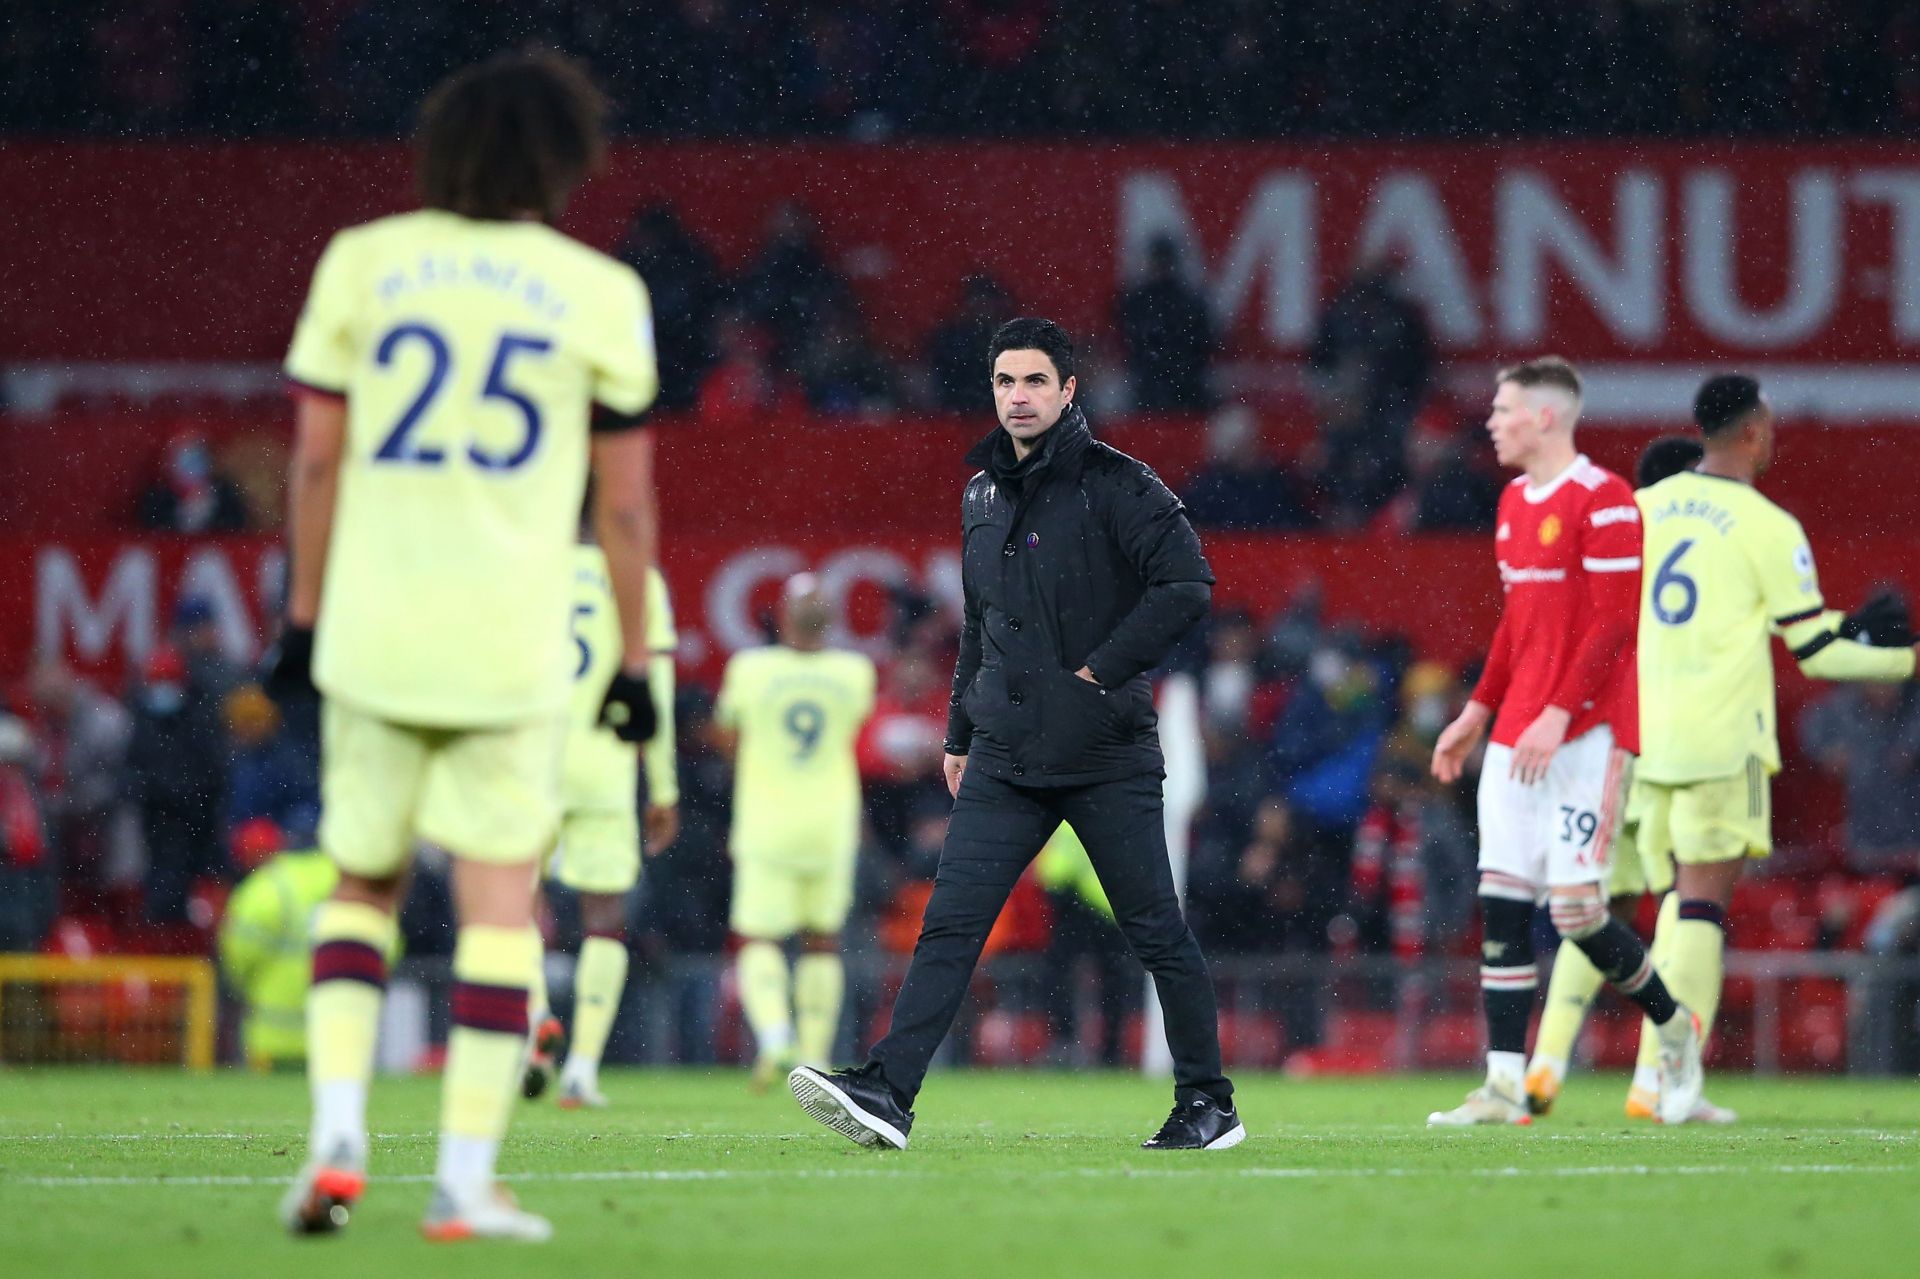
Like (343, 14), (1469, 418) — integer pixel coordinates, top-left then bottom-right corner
(790, 317), (1243, 1152)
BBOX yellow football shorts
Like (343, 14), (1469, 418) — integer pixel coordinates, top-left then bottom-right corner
(320, 700), (565, 878)
(729, 857), (856, 940)
(1636, 756), (1773, 868)
(545, 807), (642, 896)
(1606, 777), (1676, 898)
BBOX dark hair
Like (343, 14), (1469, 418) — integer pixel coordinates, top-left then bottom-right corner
(1496, 355), (1583, 400)
(1635, 435), (1705, 489)
(1693, 374), (1764, 437)
(988, 317), (1075, 382)
(416, 50), (608, 223)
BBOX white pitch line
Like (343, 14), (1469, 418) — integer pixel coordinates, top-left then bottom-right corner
(7, 1163), (1913, 1190)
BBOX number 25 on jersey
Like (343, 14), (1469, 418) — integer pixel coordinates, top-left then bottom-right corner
(373, 323), (552, 472)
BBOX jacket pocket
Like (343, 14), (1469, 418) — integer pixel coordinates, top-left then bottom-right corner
(1035, 667), (1127, 770)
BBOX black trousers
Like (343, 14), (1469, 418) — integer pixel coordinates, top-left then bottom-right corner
(869, 768), (1232, 1106)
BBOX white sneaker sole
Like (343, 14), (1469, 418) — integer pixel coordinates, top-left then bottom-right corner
(788, 1066), (909, 1151)
(1205, 1122), (1248, 1151)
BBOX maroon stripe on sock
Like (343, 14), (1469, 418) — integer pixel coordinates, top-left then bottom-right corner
(1678, 899), (1727, 928)
(313, 940), (387, 990)
(450, 981), (530, 1036)
(585, 927), (627, 944)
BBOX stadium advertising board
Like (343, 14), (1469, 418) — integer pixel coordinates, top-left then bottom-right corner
(4, 144), (1919, 418)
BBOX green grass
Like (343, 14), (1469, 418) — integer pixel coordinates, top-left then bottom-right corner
(1, 1069), (1914, 1278)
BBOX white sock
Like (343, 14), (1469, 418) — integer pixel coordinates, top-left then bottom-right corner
(1487, 1050), (1527, 1092)
(434, 1132), (499, 1201)
(1632, 1062), (1661, 1094)
(560, 1057), (597, 1091)
(312, 1079), (368, 1167)
(1527, 1053), (1567, 1085)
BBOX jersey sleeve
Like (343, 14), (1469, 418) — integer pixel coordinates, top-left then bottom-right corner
(1547, 480), (1641, 715)
(1757, 508), (1826, 630)
(284, 231), (361, 397)
(645, 569), (677, 653)
(856, 657), (878, 723)
(714, 654), (745, 729)
(585, 266), (660, 427)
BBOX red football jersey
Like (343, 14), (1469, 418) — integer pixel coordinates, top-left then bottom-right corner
(1470, 455), (1642, 753)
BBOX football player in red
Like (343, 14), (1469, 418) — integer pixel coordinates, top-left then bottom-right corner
(1427, 357), (1702, 1126)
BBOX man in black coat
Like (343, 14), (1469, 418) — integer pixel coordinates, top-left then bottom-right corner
(790, 318), (1242, 1152)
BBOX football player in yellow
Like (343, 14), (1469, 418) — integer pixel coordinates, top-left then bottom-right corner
(1525, 436), (1710, 1118)
(715, 575), (876, 1090)
(268, 52), (661, 1242)
(1627, 375), (1916, 1121)
(523, 541), (679, 1110)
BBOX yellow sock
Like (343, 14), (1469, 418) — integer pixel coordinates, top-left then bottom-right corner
(563, 935), (629, 1081)
(441, 925), (542, 1153)
(793, 953), (845, 1068)
(737, 940), (793, 1059)
(1531, 940), (1606, 1082)
(306, 899), (397, 1162)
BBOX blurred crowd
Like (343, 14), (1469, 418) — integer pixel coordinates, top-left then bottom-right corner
(6, 566), (1919, 1066)
(7, 1), (1918, 140)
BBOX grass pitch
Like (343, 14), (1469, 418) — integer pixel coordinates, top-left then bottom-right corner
(1, 1069), (1914, 1278)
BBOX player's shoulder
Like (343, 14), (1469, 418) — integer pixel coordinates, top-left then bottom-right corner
(1567, 456), (1630, 501)
(524, 223), (645, 291)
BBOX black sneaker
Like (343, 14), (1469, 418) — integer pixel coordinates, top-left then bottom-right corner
(1141, 1095), (1247, 1150)
(788, 1064), (914, 1150)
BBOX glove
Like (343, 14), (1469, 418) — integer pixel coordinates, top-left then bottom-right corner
(598, 667), (658, 743)
(260, 625), (316, 704)
(1839, 591), (1913, 648)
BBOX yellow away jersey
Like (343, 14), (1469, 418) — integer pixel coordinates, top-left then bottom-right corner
(562, 546), (677, 810)
(285, 209), (658, 726)
(717, 646), (876, 866)
(1635, 473), (1823, 783)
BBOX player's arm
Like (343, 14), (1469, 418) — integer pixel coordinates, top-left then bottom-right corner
(1514, 495), (1642, 783)
(591, 427), (660, 741)
(711, 656), (742, 759)
(1761, 519), (1918, 683)
(268, 231), (358, 700)
(1433, 609), (1509, 783)
(1780, 610), (1918, 681)
(642, 640), (680, 854)
(1080, 466), (1213, 687)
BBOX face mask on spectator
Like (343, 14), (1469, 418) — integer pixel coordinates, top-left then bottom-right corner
(144, 683), (185, 714)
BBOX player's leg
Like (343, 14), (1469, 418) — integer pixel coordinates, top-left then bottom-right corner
(1544, 741), (1703, 1124)
(792, 856), (854, 1070)
(1057, 772), (1240, 1149)
(415, 718), (563, 1241)
(1631, 765), (1761, 1124)
(1528, 780), (1654, 1114)
(558, 891), (630, 1107)
(1432, 743), (1538, 1126)
(521, 880), (565, 1102)
(732, 862), (800, 1090)
(1528, 895), (1634, 1115)
(793, 931), (846, 1069)
(281, 703), (418, 1236)
(549, 808), (640, 1108)
(792, 770), (1055, 1149)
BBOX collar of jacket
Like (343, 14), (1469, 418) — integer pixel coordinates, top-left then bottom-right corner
(964, 403), (1093, 485)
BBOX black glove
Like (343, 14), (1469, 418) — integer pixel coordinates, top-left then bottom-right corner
(598, 667), (658, 743)
(1839, 591), (1913, 648)
(260, 625), (316, 704)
